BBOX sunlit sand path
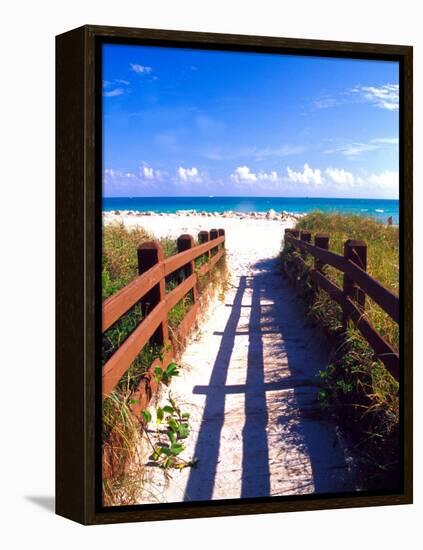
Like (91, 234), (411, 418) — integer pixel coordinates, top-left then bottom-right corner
(138, 227), (359, 504)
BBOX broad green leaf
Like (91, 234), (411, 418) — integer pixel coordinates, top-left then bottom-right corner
(166, 363), (180, 377)
(178, 424), (189, 438)
(167, 362), (178, 372)
(141, 410), (152, 423)
(167, 430), (176, 445)
(181, 412), (190, 419)
(156, 407), (164, 424)
(167, 419), (179, 432)
(170, 443), (184, 455)
(163, 405), (174, 414)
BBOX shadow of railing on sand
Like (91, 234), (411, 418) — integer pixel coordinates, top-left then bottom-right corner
(184, 257), (356, 502)
(184, 276), (248, 501)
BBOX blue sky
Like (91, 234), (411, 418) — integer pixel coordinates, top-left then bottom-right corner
(103, 44), (399, 199)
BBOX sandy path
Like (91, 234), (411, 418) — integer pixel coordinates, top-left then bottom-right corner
(104, 214), (358, 502)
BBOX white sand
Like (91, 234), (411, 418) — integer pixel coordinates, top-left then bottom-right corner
(103, 211), (293, 277)
(103, 212), (358, 503)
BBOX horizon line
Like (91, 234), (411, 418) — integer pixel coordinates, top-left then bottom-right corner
(103, 195), (399, 201)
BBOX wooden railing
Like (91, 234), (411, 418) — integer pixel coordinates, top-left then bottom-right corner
(102, 228), (226, 400)
(283, 228), (399, 381)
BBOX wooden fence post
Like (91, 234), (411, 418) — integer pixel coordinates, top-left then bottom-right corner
(137, 241), (169, 345)
(300, 230), (311, 243)
(291, 229), (300, 238)
(218, 228), (225, 249)
(343, 239), (367, 326)
(198, 230), (210, 263)
(300, 230), (311, 259)
(210, 228), (218, 256)
(177, 234), (197, 304)
(314, 233), (329, 273)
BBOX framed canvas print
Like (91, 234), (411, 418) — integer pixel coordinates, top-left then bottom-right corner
(56, 25), (413, 525)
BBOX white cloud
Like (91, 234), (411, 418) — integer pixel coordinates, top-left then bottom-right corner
(325, 137), (398, 157)
(340, 143), (380, 157)
(140, 164), (164, 181)
(370, 137), (399, 145)
(104, 168), (136, 179)
(230, 166), (279, 183)
(326, 167), (355, 185)
(351, 84), (399, 111)
(103, 79), (130, 93)
(143, 166), (154, 179)
(286, 164), (323, 185)
(177, 166), (202, 182)
(368, 170), (399, 192)
(231, 166), (257, 182)
(130, 63), (153, 74)
(103, 88), (124, 98)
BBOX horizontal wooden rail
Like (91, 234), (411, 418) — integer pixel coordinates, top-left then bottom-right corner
(286, 234), (346, 271)
(102, 229), (226, 399)
(284, 229), (399, 381)
(103, 234), (224, 333)
(285, 234), (399, 323)
(163, 236), (224, 276)
(343, 259), (399, 323)
(102, 301), (166, 397)
(198, 248), (225, 276)
(165, 273), (197, 312)
(102, 263), (163, 332)
(310, 270), (399, 379)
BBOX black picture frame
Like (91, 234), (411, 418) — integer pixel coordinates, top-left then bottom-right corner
(56, 24), (413, 525)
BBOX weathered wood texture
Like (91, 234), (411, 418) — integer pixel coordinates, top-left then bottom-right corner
(102, 231), (225, 399)
(284, 230), (399, 380)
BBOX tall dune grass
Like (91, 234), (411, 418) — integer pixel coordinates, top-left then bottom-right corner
(281, 213), (400, 490)
(296, 212), (399, 349)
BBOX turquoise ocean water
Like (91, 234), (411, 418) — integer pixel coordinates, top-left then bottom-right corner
(103, 197), (399, 224)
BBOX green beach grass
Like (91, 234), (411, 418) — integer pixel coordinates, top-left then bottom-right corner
(102, 222), (227, 505)
(281, 212), (400, 490)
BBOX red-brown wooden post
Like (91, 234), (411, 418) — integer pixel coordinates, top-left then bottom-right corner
(137, 241), (169, 345)
(343, 239), (367, 326)
(210, 228), (218, 256)
(314, 233), (329, 273)
(218, 228), (225, 249)
(300, 230), (311, 258)
(300, 230), (311, 243)
(284, 228), (297, 281)
(198, 230), (210, 263)
(177, 234), (197, 303)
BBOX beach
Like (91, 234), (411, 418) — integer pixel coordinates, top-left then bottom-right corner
(103, 210), (297, 276)
(103, 196), (400, 224)
(103, 210), (359, 503)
